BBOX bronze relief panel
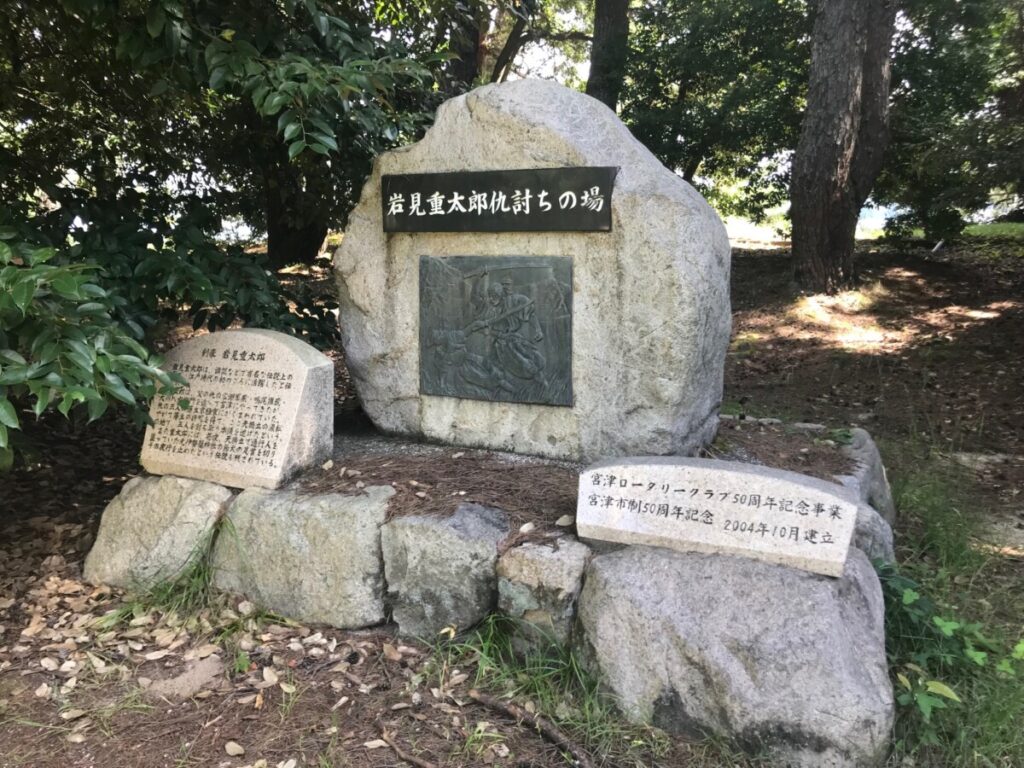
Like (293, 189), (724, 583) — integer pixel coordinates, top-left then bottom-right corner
(419, 255), (573, 407)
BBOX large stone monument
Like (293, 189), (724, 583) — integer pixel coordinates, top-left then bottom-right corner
(140, 329), (333, 489)
(335, 79), (731, 461)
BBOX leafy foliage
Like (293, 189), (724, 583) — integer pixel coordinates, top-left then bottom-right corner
(875, 0), (1024, 240)
(0, 1), (441, 464)
(0, 225), (181, 468)
(622, 0), (810, 220)
(878, 561), (1024, 747)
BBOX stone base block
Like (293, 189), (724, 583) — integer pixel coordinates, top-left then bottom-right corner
(577, 546), (893, 768)
(212, 486), (393, 628)
(83, 475), (231, 589)
(381, 503), (509, 637)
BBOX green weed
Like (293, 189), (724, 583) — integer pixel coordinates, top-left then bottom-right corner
(91, 524), (221, 632)
(433, 616), (675, 768)
(882, 443), (1024, 765)
(887, 447), (984, 572)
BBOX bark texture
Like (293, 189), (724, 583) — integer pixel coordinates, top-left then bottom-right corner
(585, 0), (630, 111)
(265, 171), (329, 269)
(791, 0), (897, 293)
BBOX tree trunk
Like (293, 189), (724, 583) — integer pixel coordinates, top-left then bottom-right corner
(264, 164), (329, 270)
(490, 15), (528, 82)
(790, 0), (897, 294)
(448, 1), (486, 91)
(266, 207), (327, 270)
(585, 0), (630, 111)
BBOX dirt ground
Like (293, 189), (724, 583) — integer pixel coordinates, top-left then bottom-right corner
(2, 237), (1023, 767)
(725, 238), (1024, 552)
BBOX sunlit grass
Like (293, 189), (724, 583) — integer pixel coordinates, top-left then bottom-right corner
(963, 222), (1024, 239)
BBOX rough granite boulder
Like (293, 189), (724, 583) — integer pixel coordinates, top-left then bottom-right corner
(577, 546), (893, 768)
(84, 475), (231, 589)
(334, 78), (731, 461)
(854, 502), (895, 563)
(836, 428), (896, 525)
(381, 503), (509, 637)
(497, 537), (591, 652)
(211, 486), (394, 628)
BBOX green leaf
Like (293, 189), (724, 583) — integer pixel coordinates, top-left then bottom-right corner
(0, 241), (12, 264)
(0, 423), (7, 448)
(0, 446), (12, 472)
(87, 396), (109, 422)
(283, 121), (302, 141)
(314, 13), (329, 36)
(12, 280), (34, 313)
(263, 92), (290, 114)
(76, 302), (109, 315)
(103, 373), (136, 405)
(914, 692), (944, 722)
(310, 132), (338, 151)
(287, 140), (306, 159)
(51, 274), (81, 297)
(32, 388), (51, 417)
(308, 142), (330, 156)
(27, 247), (55, 265)
(277, 109), (296, 132)
(901, 588), (920, 605)
(925, 680), (961, 703)
(996, 659), (1016, 676)
(146, 5), (166, 37)
(251, 84), (271, 110)
(0, 399), (18, 430)
(933, 617), (960, 637)
(964, 647), (988, 666)
(209, 66), (228, 91)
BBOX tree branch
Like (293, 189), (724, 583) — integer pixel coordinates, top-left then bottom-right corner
(468, 689), (595, 768)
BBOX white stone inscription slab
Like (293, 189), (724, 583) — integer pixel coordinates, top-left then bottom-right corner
(141, 329), (333, 490)
(576, 458), (858, 577)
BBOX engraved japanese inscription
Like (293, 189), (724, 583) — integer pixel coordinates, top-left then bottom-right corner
(419, 255), (572, 407)
(141, 329), (333, 490)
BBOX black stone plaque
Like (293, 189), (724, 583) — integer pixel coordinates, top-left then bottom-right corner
(419, 255), (573, 407)
(383, 167), (616, 233)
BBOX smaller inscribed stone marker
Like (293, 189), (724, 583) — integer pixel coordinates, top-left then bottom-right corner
(576, 457), (858, 577)
(141, 329), (333, 490)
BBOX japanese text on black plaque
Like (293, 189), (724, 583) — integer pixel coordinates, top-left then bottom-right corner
(382, 167), (617, 233)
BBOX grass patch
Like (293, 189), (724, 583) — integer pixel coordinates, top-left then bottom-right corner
(963, 222), (1024, 239)
(431, 616), (752, 768)
(889, 453), (984, 573)
(882, 443), (1024, 765)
